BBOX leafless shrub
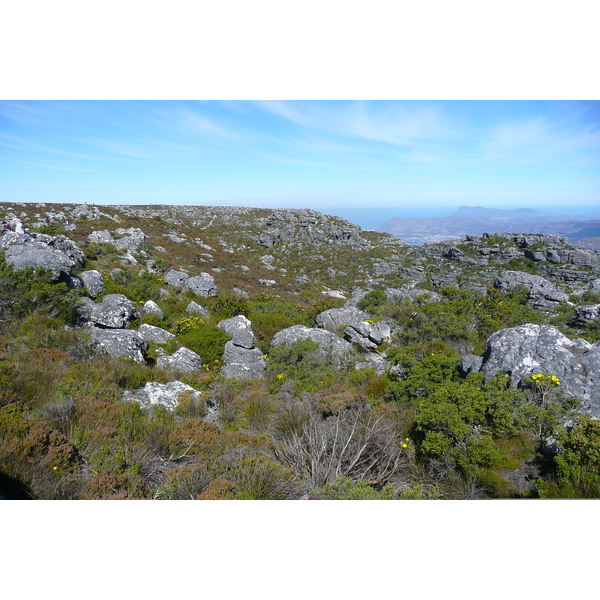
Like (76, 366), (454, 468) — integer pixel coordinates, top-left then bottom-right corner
(273, 403), (406, 490)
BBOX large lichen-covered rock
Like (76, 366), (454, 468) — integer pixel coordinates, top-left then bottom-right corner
(112, 227), (146, 253)
(87, 230), (114, 244)
(270, 325), (354, 370)
(122, 380), (203, 411)
(157, 347), (203, 373)
(76, 294), (137, 329)
(316, 306), (369, 331)
(88, 327), (148, 364)
(2, 235), (76, 280)
(476, 324), (600, 417)
(79, 270), (106, 298)
(493, 270), (570, 309)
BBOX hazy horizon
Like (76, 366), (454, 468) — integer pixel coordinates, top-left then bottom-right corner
(2, 101), (599, 230)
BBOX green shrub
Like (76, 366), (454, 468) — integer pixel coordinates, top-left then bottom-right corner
(309, 476), (396, 499)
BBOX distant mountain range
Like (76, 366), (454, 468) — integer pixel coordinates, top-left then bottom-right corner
(379, 206), (600, 248)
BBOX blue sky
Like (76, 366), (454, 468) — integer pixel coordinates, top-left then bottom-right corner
(1, 100), (599, 229)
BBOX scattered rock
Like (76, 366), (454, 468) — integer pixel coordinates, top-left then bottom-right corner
(139, 300), (164, 319)
(471, 324), (600, 417)
(271, 325), (354, 370)
(79, 270), (106, 298)
(186, 273), (217, 297)
(89, 327), (148, 363)
(76, 294), (137, 329)
(164, 269), (189, 288)
(218, 316), (266, 380)
(157, 347), (203, 373)
(186, 301), (209, 316)
(316, 306), (369, 331)
(493, 270), (570, 308)
(137, 324), (175, 344)
(574, 304), (600, 325)
(122, 380), (203, 411)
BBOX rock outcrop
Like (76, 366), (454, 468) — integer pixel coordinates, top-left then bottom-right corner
(493, 271), (570, 309)
(157, 347), (203, 373)
(1, 232), (78, 280)
(139, 300), (164, 319)
(270, 325), (354, 369)
(574, 304), (600, 325)
(164, 269), (217, 297)
(88, 327), (148, 364)
(122, 380), (203, 411)
(469, 324), (600, 417)
(316, 306), (370, 331)
(217, 316), (266, 380)
(137, 324), (175, 344)
(76, 294), (137, 329)
(79, 270), (106, 298)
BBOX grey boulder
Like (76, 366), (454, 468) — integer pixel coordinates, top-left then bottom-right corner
(493, 270), (569, 309)
(79, 270), (106, 298)
(221, 342), (266, 380)
(270, 325), (354, 370)
(217, 315), (256, 349)
(186, 301), (209, 316)
(76, 294), (137, 328)
(89, 327), (148, 364)
(475, 324), (600, 417)
(157, 347), (203, 373)
(186, 273), (217, 297)
(137, 324), (175, 344)
(3, 238), (76, 280)
(316, 306), (369, 331)
(139, 300), (164, 319)
(574, 304), (600, 325)
(217, 315), (265, 380)
(164, 269), (189, 288)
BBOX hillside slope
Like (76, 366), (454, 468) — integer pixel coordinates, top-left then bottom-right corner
(1, 201), (599, 500)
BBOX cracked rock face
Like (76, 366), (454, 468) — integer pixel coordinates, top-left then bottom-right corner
(493, 270), (570, 308)
(221, 342), (266, 380)
(122, 380), (202, 411)
(164, 269), (189, 288)
(270, 325), (354, 370)
(88, 327), (148, 364)
(476, 324), (600, 417)
(217, 315), (256, 349)
(164, 270), (217, 297)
